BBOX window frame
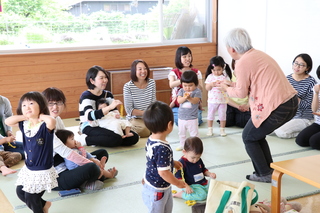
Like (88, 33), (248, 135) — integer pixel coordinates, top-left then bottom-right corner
(0, 0), (217, 55)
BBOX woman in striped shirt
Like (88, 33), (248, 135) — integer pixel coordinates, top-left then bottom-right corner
(274, 53), (316, 138)
(79, 66), (139, 147)
(123, 59), (156, 138)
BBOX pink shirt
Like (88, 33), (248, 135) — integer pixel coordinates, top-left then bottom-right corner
(205, 74), (229, 104)
(227, 49), (297, 128)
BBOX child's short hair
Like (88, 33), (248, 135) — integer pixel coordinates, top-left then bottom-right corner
(96, 98), (109, 109)
(184, 137), (203, 155)
(56, 129), (74, 144)
(143, 101), (173, 134)
(180, 70), (198, 86)
(17, 91), (49, 115)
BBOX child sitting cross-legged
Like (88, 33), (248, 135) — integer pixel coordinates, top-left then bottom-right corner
(173, 136), (216, 201)
(55, 129), (118, 180)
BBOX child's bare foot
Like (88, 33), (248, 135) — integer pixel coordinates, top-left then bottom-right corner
(43, 201), (51, 213)
(172, 190), (183, 198)
(0, 166), (17, 176)
(125, 132), (134, 137)
(100, 156), (107, 169)
(108, 167), (118, 178)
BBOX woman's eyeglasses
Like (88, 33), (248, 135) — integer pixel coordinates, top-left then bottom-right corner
(48, 102), (64, 107)
(293, 62), (306, 68)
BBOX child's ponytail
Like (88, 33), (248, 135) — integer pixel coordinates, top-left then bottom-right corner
(224, 64), (232, 80)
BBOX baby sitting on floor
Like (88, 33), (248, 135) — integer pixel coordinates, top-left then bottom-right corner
(56, 129), (118, 180)
(92, 98), (133, 138)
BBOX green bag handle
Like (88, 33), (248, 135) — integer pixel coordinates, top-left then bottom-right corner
(241, 187), (259, 213)
(215, 190), (231, 213)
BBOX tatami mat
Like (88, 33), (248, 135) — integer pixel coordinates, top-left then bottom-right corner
(1, 116), (319, 212)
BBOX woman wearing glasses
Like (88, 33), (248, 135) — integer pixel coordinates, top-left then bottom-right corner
(42, 87), (110, 190)
(273, 54), (316, 138)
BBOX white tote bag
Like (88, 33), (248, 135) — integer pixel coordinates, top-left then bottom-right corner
(204, 180), (258, 213)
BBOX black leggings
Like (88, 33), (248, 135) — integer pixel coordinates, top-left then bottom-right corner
(16, 185), (46, 213)
(83, 126), (139, 147)
(296, 123), (320, 150)
(55, 163), (101, 190)
(225, 105), (251, 128)
(53, 149), (108, 190)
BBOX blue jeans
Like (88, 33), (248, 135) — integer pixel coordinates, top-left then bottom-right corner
(242, 95), (298, 176)
(172, 107), (203, 126)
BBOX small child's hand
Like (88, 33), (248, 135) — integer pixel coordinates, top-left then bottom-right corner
(185, 185), (193, 194)
(115, 114), (120, 119)
(6, 135), (15, 143)
(183, 92), (190, 98)
(223, 79), (232, 86)
(208, 172), (217, 179)
(75, 140), (82, 148)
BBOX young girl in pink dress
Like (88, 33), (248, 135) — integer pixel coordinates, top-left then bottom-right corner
(205, 56), (232, 136)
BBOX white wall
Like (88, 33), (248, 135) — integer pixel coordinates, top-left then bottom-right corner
(218, 0), (320, 79)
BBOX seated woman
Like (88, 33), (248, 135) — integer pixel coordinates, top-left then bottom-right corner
(168, 46), (204, 126)
(220, 59), (251, 128)
(296, 66), (320, 149)
(274, 53), (316, 138)
(123, 59), (156, 138)
(42, 87), (109, 190)
(0, 95), (25, 159)
(79, 65), (139, 147)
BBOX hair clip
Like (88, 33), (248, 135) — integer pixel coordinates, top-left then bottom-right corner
(212, 64), (215, 67)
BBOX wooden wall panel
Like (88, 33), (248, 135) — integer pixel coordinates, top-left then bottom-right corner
(0, 43), (216, 118)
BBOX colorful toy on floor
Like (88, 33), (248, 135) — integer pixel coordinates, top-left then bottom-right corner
(7, 142), (16, 148)
(185, 200), (196, 206)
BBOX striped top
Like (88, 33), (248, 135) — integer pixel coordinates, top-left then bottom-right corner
(287, 74), (316, 120)
(79, 90), (115, 131)
(123, 79), (156, 120)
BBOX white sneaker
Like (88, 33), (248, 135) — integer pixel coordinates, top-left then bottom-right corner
(220, 128), (227, 137)
(206, 128), (213, 136)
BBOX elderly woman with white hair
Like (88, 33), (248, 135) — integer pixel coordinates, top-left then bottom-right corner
(220, 28), (298, 183)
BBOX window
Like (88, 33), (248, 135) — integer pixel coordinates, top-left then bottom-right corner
(0, 0), (212, 52)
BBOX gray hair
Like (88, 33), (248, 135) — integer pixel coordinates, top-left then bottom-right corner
(225, 28), (253, 54)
